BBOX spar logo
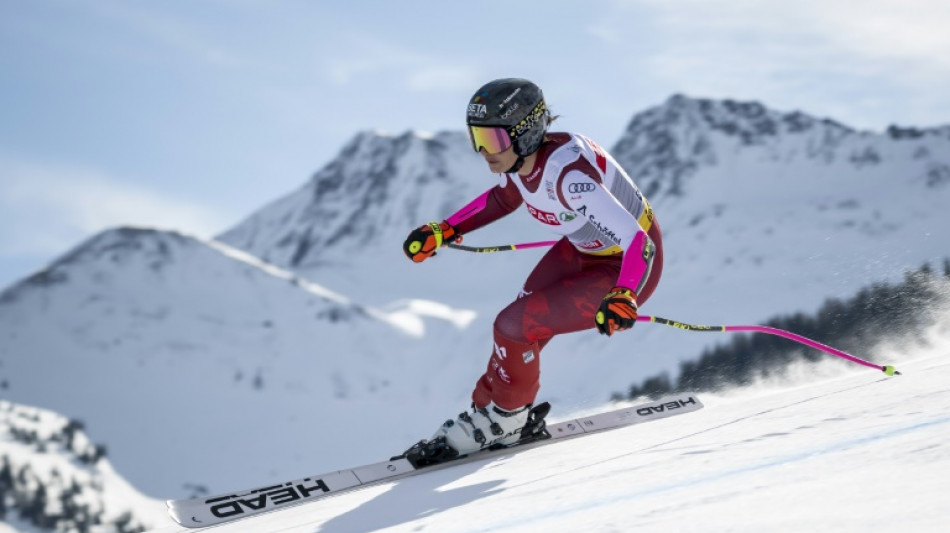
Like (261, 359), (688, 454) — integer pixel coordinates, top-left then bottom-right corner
(577, 239), (604, 250)
(525, 203), (560, 225)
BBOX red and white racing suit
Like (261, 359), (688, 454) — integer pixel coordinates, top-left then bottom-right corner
(446, 132), (663, 409)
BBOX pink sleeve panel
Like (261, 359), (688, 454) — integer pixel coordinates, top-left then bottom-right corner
(446, 189), (492, 227)
(446, 183), (523, 234)
(617, 231), (654, 296)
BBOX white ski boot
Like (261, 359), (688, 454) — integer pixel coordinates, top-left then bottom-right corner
(394, 403), (552, 467)
(433, 403), (531, 456)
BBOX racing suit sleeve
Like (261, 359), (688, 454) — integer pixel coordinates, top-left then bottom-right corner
(559, 171), (655, 294)
(445, 178), (523, 235)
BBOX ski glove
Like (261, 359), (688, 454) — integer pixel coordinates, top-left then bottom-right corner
(595, 286), (638, 336)
(403, 221), (459, 263)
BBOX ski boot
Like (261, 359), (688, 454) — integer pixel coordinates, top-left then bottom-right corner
(394, 402), (552, 468)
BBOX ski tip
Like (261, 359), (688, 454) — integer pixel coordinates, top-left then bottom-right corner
(882, 365), (900, 376)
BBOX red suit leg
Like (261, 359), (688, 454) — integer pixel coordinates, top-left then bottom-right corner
(472, 221), (664, 409)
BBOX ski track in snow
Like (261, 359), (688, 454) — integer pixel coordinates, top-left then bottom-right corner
(147, 353), (950, 533)
(465, 415), (950, 533)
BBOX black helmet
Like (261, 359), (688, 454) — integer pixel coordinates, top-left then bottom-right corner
(466, 78), (550, 159)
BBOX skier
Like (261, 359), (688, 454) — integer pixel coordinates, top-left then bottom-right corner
(403, 78), (663, 457)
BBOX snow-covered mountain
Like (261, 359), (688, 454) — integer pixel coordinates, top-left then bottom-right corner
(219, 93), (950, 383)
(0, 228), (484, 500)
(0, 400), (165, 532)
(216, 129), (549, 305)
(608, 95), (950, 350)
(2, 95), (950, 532)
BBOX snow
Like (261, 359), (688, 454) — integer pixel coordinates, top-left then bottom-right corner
(0, 400), (168, 532)
(144, 316), (950, 532)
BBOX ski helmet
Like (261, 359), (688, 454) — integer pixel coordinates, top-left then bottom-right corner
(466, 79), (550, 163)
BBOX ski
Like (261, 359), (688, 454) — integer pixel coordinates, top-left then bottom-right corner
(166, 393), (703, 528)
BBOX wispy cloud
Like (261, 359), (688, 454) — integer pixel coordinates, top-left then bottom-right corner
(324, 32), (481, 92)
(0, 157), (231, 257)
(586, 0), (950, 128)
(79, 0), (271, 70)
(623, 0), (950, 72)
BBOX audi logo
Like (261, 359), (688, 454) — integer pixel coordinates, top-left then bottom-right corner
(568, 183), (596, 193)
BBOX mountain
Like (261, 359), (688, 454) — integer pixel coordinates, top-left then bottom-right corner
(602, 95), (950, 362)
(0, 399), (165, 533)
(0, 227), (482, 501)
(217, 130), (486, 265)
(219, 94), (950, 380)
(215, 129), (551, 305)
(2, 95), (950, 531)
(612, 94), (950, 200)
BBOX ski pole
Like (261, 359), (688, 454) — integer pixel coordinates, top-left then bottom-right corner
(446, 240), (559, 253)
(637, 315), (901, 376)
(445, 241), (900, 376)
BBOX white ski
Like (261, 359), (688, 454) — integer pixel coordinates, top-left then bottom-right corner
(166, 393), (703, 528)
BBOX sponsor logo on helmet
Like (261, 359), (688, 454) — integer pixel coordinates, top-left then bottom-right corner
(500, 87), (522, 108)
(500, 103), (520, 119)
(508, 100), (547, 137)
(559, 212), (577, 222)
(468, 103), (488, 118)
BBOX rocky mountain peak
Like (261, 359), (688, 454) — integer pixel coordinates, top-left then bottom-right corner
(610, 94), (949, 200)
(217, 129), (486, 270)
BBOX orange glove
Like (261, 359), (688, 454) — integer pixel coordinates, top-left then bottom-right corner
(403, 221), (459, 263)
(595, 286), (638, 336)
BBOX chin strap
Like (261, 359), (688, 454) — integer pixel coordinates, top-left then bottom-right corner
(505, 155), (525, 174)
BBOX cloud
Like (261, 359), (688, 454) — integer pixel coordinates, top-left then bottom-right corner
(405, 66), (480, 93)
(78, 0), (272, 71)
(629, 0), (950, 68)
(584, 0), (950, 129)
(323, 32), (481, 92)
(812, 0), (950, 72)
(0, 157), (231, 257)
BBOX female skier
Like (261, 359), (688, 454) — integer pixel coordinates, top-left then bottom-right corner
(403, 78), (663, 457)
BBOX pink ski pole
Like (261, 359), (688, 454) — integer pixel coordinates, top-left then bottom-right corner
(446, 240), (901, 376)
(637, 315), (901, 376)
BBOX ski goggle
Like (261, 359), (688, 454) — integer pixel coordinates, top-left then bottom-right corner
(468, 125), (513, 154)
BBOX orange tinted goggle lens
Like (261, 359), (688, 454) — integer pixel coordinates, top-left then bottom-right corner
(468, 126), (512, 154)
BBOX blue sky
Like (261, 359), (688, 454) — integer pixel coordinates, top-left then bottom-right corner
(2, 0), (949, 289)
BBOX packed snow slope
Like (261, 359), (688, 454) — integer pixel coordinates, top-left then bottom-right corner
(146, 318), (950, 533)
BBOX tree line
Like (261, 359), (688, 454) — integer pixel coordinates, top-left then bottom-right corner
(615, 260), (950, 400)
